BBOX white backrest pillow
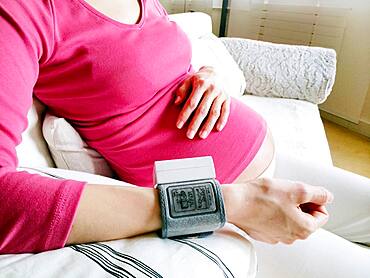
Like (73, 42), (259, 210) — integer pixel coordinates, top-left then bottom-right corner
(42, 113), (115, 177)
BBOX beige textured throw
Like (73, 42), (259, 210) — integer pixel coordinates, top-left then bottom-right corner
(221, 37), (337, 104)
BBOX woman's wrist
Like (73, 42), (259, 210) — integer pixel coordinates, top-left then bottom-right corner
(221, 181), (258, 226)
(221, 183), (240, 225)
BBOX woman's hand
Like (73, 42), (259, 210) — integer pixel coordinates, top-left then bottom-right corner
(174, 66), (230, 139)
(222, 178), (334, 244)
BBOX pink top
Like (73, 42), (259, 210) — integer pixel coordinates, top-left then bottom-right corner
(0, 0), (266, 254)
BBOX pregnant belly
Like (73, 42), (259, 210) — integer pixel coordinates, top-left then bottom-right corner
(89, 93), (269, 187)
(233, 127), (276, 183)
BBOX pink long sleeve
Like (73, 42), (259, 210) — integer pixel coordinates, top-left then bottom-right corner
(0, 1), (85, 254)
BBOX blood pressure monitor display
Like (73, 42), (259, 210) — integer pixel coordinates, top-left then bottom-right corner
(167, 181), (217, 218)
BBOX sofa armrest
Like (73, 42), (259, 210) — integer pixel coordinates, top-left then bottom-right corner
(220, 37), (337, 104)
(168, 12), (213, 39)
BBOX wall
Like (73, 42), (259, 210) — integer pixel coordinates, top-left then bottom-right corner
(360, 85), (370, 125)
(319, 0), (370, 125)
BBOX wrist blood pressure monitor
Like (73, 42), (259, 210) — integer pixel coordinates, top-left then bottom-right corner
(154, 156), (226, 238)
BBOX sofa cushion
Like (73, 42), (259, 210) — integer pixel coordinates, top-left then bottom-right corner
(42, 113), (114, 177)
(239, 95), (333, 166)
(16, 98), (55, 168)
(190, 33), (246, 98)
(168, 12), (213, 40)
(170, 12), (246, 98)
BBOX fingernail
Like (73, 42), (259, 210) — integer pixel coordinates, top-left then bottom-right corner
(187, 130), (195, 139)
(317, 212), (329, 224)
(327, 193), (334, 204)
(175, 96), (181, 104)
(177, 120), (184, 129)
(217, 123), (224, 131)
(199, 131), (207, 139)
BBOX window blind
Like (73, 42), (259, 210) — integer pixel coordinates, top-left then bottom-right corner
(227, 0), (351, 53)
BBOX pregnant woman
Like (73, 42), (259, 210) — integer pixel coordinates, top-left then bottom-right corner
(1, 0), (369, 276)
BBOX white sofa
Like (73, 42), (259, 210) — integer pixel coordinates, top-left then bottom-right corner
(1, 12), (336, 278)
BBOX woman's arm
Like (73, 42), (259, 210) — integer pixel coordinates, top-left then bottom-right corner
(0, 1), (87, 254)
(66, 185), (162, 244)
(66, 178), (333, 245)
(67, 183), (237, 244)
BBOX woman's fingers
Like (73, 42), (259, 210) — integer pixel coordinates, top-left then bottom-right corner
(293, 204), (329, 240)
(299, 203), (330, 229)
(186, 87), (218, 139)
(311, 210), (330, 227)
(216, 97), (230, 131)
(290, 184), (332, 236)
(176, 76), (208, 129)
(198, 94), (225, 139)
(174, 66), (230, 138)
(308, 186), (334, 205)
(299, 203), (329, 216)
(292, 183), (334, 206)
(174, 78), (192, 105)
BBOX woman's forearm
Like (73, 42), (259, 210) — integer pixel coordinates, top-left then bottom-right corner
(66, 183), (236, 245)
(66, 184), (163, 245)
(66, 179), (333, 246)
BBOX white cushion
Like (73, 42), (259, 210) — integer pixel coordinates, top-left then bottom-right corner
(2, 167), (257, 278)
(170, 13), (247, 97)
(42, 113), (114, 177)
(169, 12), (213, 40)
(239, 94), (333, 166)
(16, 98), (55, 168)
(191, 33), (247, 98)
